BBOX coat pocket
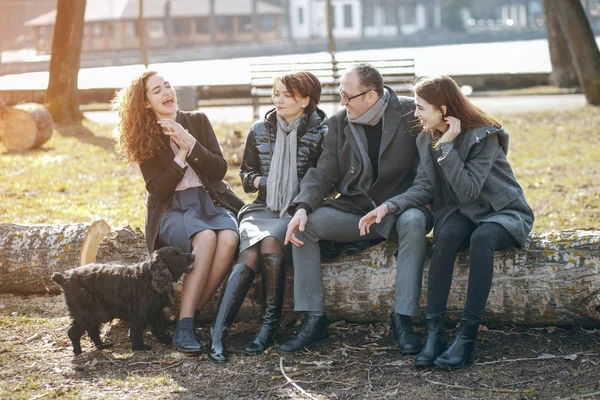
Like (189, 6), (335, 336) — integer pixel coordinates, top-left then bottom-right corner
(488, 190), (520, 211)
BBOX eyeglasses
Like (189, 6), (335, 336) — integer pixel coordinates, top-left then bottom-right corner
(339, 89), (373, 103)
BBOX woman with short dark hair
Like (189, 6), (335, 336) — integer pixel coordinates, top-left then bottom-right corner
(208, 71), (327, 362)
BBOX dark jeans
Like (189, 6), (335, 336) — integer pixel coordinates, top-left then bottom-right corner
(426, 211), (518, 323)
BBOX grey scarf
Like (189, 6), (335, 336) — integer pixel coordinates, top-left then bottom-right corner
(346, 89), (390, 187)
(266, 114), (305, 217)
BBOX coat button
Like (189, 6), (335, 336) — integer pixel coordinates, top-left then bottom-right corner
(477, 204), (484, 208)
(194, 158), (199, 162)
(350, 166), (355, 174)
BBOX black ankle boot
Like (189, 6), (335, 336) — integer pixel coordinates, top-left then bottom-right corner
(414, 315), (447, 367)
(279, 314), (330, 353)
(434, 319), (479, 370)
(173, 317), (202, 354)
(245, 254), (286, 355)
(390, 312), (422, 354)
(209, 264), (255, 363)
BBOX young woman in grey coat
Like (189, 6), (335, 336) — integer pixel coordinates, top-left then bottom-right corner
(359, 75), (534, 370)
(208, 71), (327, 362)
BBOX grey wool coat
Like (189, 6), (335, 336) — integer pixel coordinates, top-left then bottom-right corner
(288, 87), (432, 239)
(385, 126), (534, 246)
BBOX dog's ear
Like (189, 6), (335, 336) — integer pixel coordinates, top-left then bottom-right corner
(150, 260), (173, 294)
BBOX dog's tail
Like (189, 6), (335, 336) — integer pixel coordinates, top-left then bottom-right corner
(51, 272), (65, 286)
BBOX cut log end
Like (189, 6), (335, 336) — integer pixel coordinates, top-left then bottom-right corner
(80, 220), (111, 266)
(0, 103), (54, 152)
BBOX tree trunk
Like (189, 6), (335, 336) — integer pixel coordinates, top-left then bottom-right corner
(542, 0), (578, 88)
(209, 0), (216, 44)
(550, 0), (600, 105)
(0, 221), (110, 294)
(138, 0), (148, 67)
(252, 0), (260, 43)
(0, 103), (54, 152)
(45, 0), (86, 124)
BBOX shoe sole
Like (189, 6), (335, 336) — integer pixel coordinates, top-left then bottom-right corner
(278, 337), (332, 354)
(433, 354), (474, 371)
(398, 346), (422, 355)
(414, 360), (435, 367)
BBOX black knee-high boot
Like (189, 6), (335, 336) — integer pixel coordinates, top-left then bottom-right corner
(244, 254), (286, 354)
(209, 263), (255, 362)
(434, 318), (479, 370)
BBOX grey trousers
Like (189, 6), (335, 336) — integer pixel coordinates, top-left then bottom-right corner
(292, 206), (428, 315)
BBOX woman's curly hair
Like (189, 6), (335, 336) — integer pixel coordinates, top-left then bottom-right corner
(112, 70), (168, 164)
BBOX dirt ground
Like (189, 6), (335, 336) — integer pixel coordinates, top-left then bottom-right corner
(1, 294), (599, 400)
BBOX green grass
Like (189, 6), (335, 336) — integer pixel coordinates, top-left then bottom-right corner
(1, 107), (598, 232)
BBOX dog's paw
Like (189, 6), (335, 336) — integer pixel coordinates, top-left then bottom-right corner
(132, 344), (152, 351)
(156, 334), (172, 345)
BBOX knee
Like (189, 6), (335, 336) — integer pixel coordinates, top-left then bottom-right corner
(238, 248), (260, 269)
(218, 230), (239, 251)
(191, 230), (217, 252)
(469, 229), (493, 252)
(396, 209), (427, 235)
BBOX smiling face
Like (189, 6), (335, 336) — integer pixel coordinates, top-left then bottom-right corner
(272, 80), (309, 123)
(339, 70), (378, 120)
(414, 94), (447, 132)
(145, 74), (178, 119)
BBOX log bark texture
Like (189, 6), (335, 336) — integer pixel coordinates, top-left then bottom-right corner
(0, 103), (54, 152)
(6, 225), (599, 326)
(0, 221), (110, 294)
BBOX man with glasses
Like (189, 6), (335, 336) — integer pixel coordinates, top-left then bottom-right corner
(281, 63), (432, 353)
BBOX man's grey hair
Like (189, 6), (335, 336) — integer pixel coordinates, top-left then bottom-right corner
(345, 63), (384, 96)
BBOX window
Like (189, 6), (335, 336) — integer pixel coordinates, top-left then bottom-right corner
(298, 7), (304, 24)
(91, 22), (104, 38)
(385, 2), (399, 25)
(125, 21), (138, 38)
(402, 4), (416, 25)
(174, 20), (190, 36)
(106, 22), (117, 37)
(218, 16), (233, 33)
(195, 17), (209, 34)
(343, 4), (353, 28)
(364, 0), (375, 27)
(148, 20), (164, 39)
(261, 15), (276, 32)
(238, 16), (253, 33)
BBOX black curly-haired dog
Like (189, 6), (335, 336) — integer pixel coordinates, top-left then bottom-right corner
(52, 246), (195, 355)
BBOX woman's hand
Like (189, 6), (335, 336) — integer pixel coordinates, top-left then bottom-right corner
(439, 116), (461, 143)
(157, 118), (196, 153)
(358, 203), (389, 236)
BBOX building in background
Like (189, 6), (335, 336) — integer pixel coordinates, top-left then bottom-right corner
(24, 0), (284, 54)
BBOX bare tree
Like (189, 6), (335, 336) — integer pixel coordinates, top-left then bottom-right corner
(252, 0), (260, 42)
(46, 0), (87, 124)
(139, 0), (148, 67)
(545, 0), (600, 104)
(542, 0), (578, 88)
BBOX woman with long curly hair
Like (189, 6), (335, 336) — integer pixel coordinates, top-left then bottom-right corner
(359, 75), (534, 370)
(113, 71), (241, 355)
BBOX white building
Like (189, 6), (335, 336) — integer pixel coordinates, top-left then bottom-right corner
(288, 0), (442, 40)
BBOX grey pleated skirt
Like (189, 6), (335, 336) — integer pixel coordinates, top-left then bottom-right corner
(238, 204), (291, 253)
(159, 186), (238, 253)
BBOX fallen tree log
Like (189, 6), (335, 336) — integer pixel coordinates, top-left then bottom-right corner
(0, 102), (54, 152)
(0, 221), (110, 294)
(6, 224), (599, 326)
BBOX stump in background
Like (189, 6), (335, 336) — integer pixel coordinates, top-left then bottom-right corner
(0, 220), (110, 294)
(0, 103), (54, 152)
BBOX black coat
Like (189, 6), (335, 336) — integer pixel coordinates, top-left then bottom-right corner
(139, 110), (228, 252)
(239, 107), (327, 206)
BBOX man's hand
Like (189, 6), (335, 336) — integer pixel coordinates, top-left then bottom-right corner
(358, 203), (389, 236)
(284, 209), (308, 247)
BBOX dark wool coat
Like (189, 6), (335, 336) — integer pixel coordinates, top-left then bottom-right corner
(139, 110), (228, 252)
(385, 126), (534, 246)
(289, 87), (431, 239)
(239, 107), (327, 207)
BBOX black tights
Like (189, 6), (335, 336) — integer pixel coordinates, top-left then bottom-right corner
(426, 211), (518, 323)
(237, 236), (285, 273)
